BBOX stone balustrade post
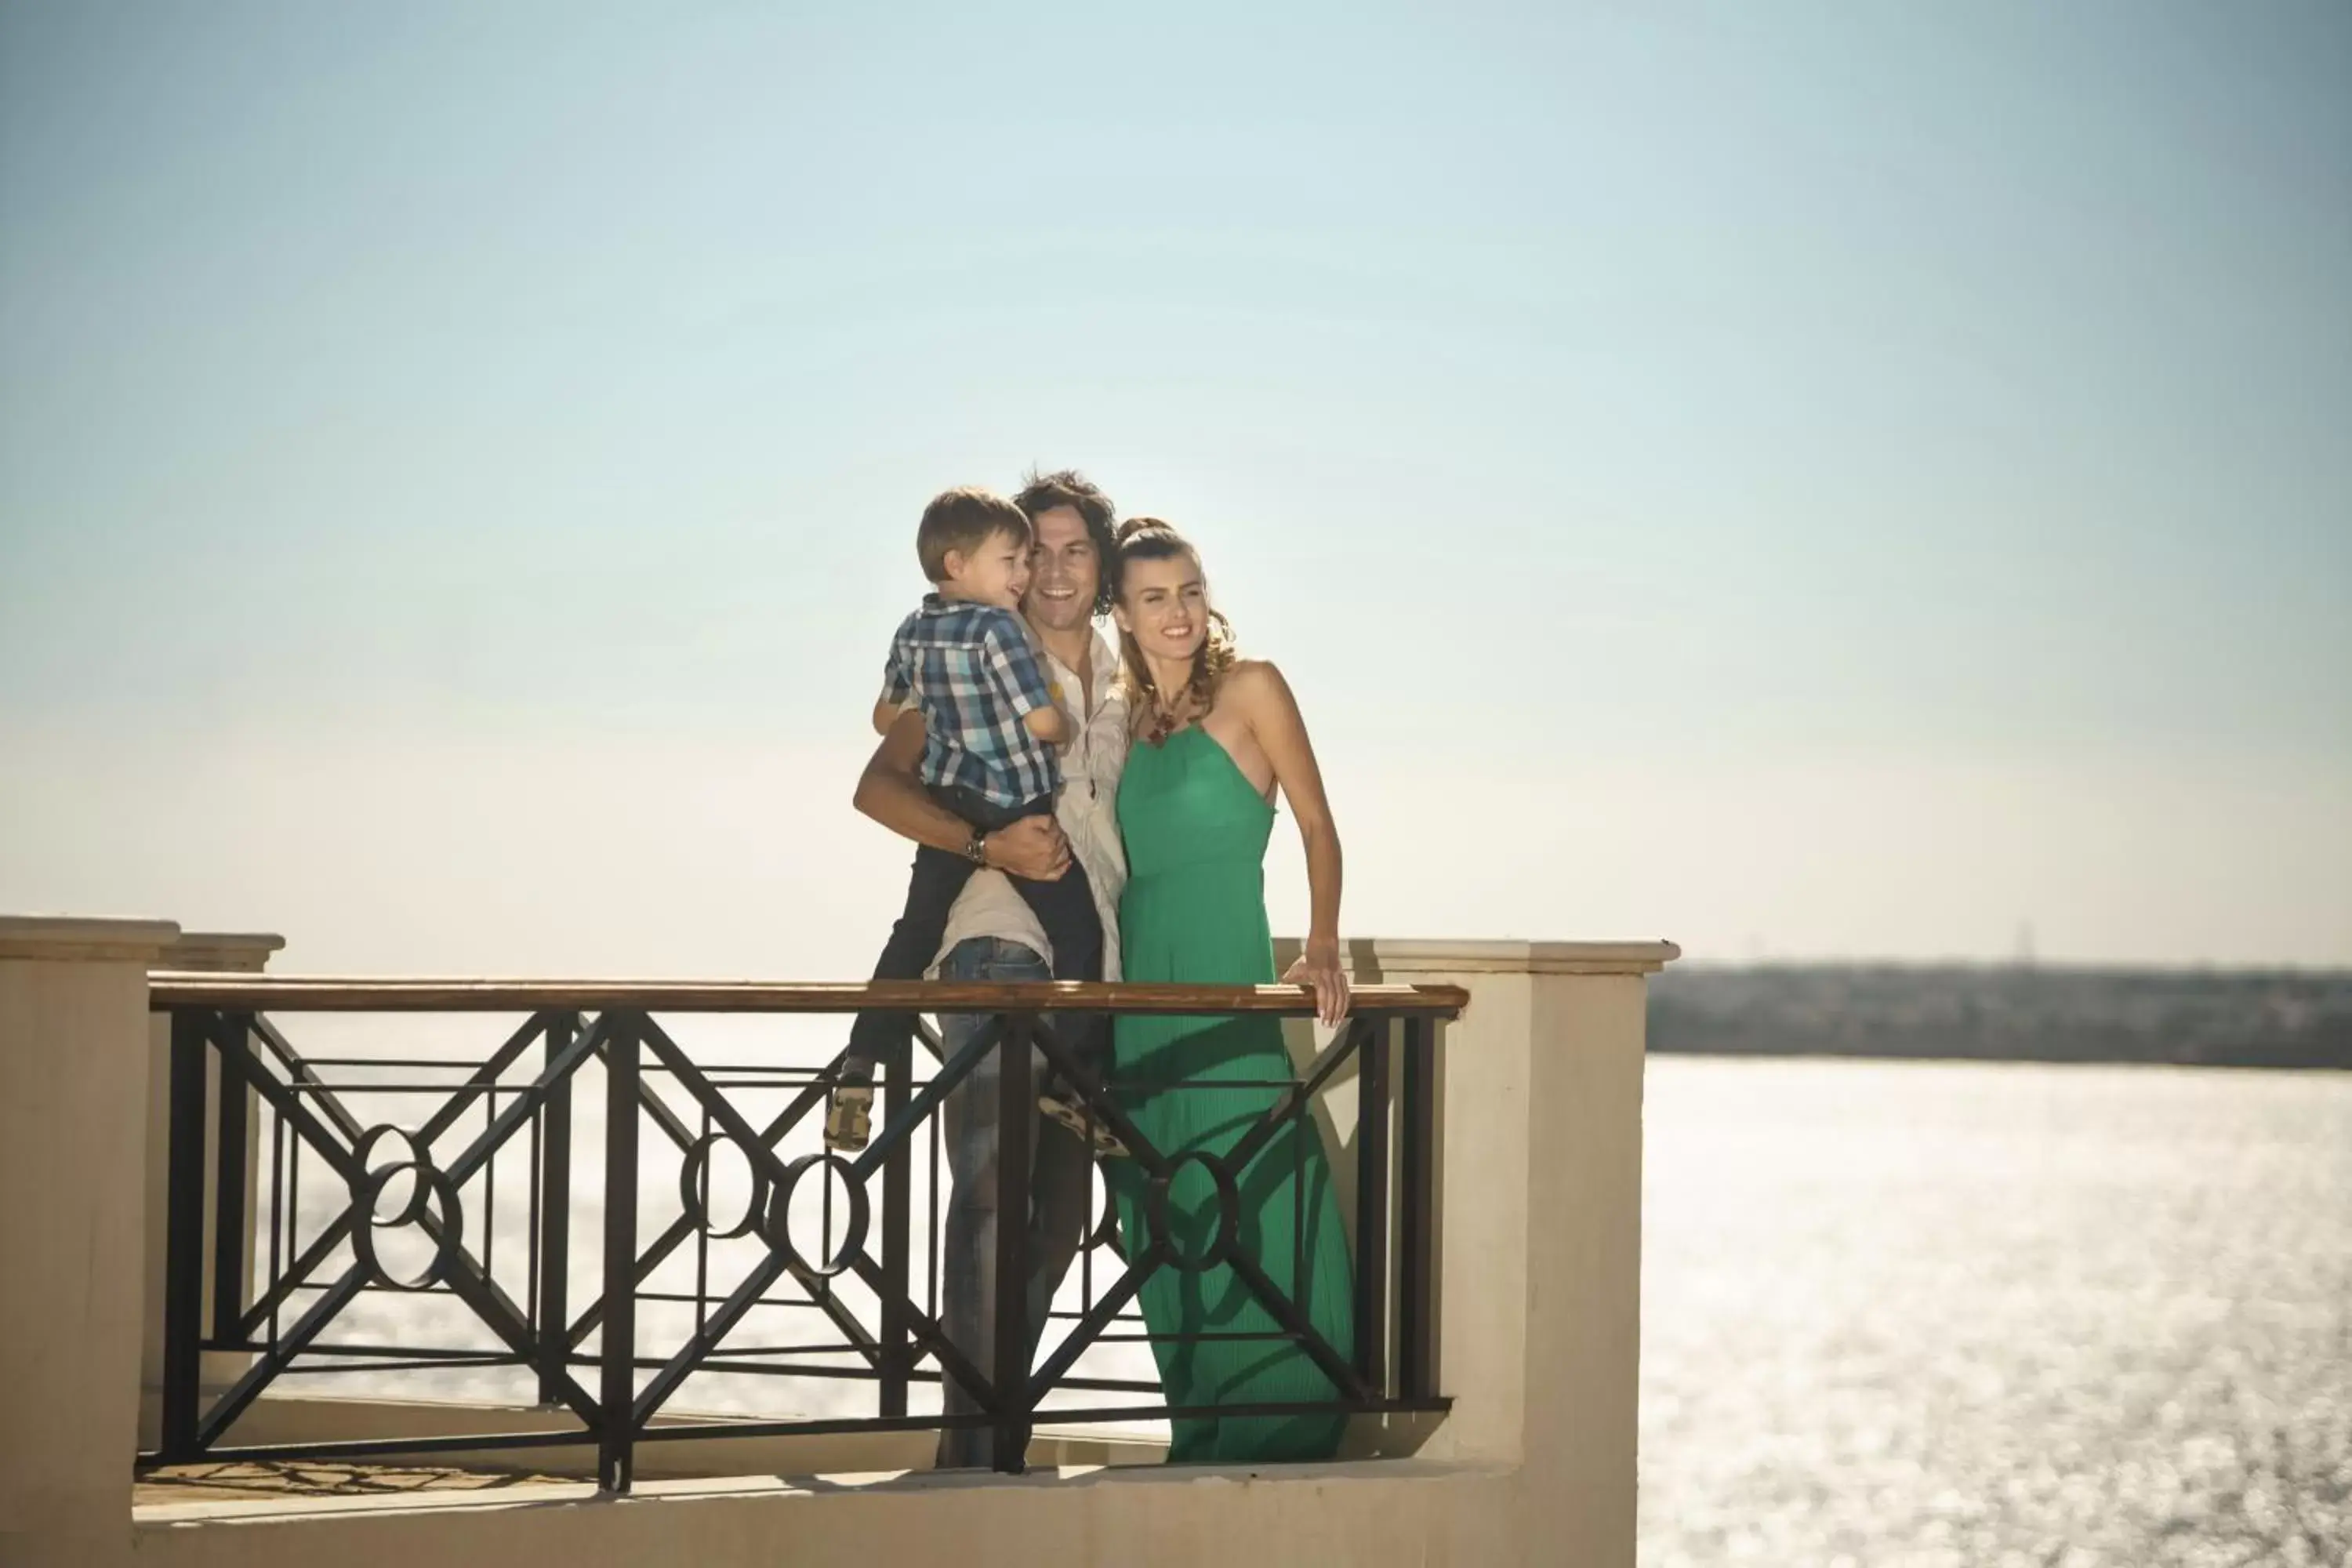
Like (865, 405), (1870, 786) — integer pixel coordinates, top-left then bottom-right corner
(1, 915), (182, 1566)
(1283, 935), (1677, 1566)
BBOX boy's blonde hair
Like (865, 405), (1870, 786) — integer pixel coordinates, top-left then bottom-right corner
(916, 487), (1031, 583)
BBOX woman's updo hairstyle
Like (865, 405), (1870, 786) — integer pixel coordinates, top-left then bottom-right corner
(1112, 517), (1239, 743)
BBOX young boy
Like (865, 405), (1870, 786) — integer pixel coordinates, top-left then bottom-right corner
(829, 487), (1105, 1150)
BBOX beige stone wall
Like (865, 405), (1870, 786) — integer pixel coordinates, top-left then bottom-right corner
(132, 1461), (1525, 1568)
(0, 916), (180, 1567)
(1347, 940), (1663, 1565)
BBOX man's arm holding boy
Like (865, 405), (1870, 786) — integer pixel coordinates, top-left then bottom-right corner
(853, 708), (1071, 878)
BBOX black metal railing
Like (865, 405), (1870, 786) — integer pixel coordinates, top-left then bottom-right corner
(141, 977), (1464, 1488)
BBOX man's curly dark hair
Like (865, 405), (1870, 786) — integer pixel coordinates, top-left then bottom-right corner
(1011, 467), (1119, 617)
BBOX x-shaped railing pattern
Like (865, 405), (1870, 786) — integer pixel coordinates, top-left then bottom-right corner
(162, 1009), (608, 1457)
(148, 985), (1454, 1489)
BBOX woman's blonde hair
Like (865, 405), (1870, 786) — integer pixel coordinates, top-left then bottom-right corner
(1110, 516), (1237, 742)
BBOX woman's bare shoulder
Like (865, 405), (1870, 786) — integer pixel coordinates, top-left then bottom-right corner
(1224, 657), (1287, 690)
(1221, 659), (1301, 715)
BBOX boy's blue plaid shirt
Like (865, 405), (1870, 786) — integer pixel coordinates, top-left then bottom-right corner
(883, 596), (1062, 811)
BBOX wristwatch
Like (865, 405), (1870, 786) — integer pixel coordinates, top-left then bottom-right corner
(964, 829), (989, 867)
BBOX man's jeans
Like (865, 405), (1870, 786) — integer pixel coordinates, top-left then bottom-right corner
(935, 936), (1094, 1469)
(843, 788), (1103, 1083)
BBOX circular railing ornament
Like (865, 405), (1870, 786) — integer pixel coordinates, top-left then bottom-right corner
(760, 1152), (869, 1278)
(677, 1132), (772, 1240)
(1142, 1150), (1243, 1273)
(348, 1125), (465, 1291)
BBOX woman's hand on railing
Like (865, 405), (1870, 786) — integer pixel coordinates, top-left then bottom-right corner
(1282, 938), (1351, 1027)
(984, 816), (1071, 881)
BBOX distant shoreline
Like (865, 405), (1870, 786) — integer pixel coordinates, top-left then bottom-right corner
(1647, 964), (2352, 1071)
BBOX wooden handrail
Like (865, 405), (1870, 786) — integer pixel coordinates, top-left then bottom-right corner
(147, 975), (1471, 1017)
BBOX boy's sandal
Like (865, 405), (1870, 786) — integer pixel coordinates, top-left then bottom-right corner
(1037, 1094), (1128, 1159)
(825, 1087), (873, 1154)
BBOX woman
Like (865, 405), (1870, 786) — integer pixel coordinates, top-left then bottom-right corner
(1102, 516), (1355, 1465)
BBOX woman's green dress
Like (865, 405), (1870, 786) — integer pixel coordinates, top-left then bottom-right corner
(1106, 724), (1354, 1464)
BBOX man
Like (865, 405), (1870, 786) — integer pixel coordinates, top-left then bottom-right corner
(847, 468), (1127, 1470)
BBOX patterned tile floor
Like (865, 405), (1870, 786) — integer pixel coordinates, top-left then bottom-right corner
(136, 1460), (574, 1507)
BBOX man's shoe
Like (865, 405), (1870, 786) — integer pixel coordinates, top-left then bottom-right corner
(1038, 1092), (1127, 1159)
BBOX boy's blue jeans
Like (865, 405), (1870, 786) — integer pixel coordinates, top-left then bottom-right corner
(932, 937), (1094, 1469)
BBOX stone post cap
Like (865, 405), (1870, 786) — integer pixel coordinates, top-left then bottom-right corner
(0, 915), (183, 963)
(1274, 936), (1682, 978)
(153, 932), (285, 975)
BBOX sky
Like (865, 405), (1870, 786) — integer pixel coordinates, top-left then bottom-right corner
(2, 1), (2347, 974)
